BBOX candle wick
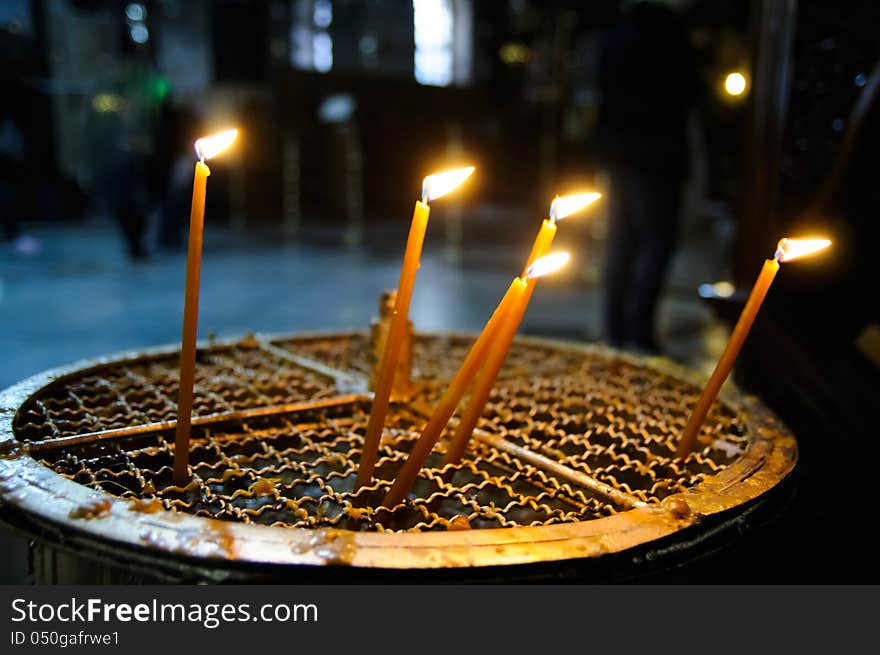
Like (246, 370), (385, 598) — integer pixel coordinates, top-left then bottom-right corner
(548, 195), (560, 222)
(773, 249), (783, 262)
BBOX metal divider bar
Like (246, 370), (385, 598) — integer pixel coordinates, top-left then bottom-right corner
(26, 395), (370, 455)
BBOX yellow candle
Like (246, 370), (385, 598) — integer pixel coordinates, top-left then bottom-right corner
(524, 219), (557, 273)
(523, 192), (601, 274)
(356, 166), (474, 488)
(173, 128), (238, 486)
(443, 252), (571, 465)
(676, 237), (831, 458)
(357, 200), (429, 487)
(383, 276), (527, 507)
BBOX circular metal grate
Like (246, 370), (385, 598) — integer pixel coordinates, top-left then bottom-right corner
(0, 332), (796, 576)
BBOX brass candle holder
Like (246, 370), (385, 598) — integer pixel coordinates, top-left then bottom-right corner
(0, 326), (796, 583)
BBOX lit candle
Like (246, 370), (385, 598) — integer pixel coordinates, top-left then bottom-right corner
(676, 237), (831, 458)
(384, 192), (602, 500)
(523, 192), (601, 274)
(172, 128), (239, 486)
(383, 276), (527, 507)
(443, 252), (571, 466)
(356, 166), (475, 488)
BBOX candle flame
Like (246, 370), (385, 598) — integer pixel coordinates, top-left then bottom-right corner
(775, 237), (831, 262)
(549, 192), (602, 221)
(194, 128), (239, 161)
(422, 166), (475, 203)
(526, 252), (570, 279)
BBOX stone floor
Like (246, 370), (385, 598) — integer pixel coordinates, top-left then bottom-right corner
(0, 206), (734, 583)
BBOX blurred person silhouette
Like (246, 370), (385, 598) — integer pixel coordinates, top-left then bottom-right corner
(107, 58), (166, 261)
(594, 1), (701, 353)
(155, 103), (198, 251)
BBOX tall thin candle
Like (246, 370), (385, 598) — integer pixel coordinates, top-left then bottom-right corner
(675, 237), (831, 458)
(381, 194), (599, 504)
(172, 128), (238, 486)
(443, 252), (571, 466)
(383, 276), (527, 507)
(356, 166), (475, 488)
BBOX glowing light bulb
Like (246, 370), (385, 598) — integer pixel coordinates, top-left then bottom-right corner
(724, 72), (747, 97)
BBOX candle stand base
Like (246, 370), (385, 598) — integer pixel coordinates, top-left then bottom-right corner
(0, 331), (796, 582)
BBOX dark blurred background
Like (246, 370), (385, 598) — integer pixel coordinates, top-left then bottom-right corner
(1, 0), (878, 583)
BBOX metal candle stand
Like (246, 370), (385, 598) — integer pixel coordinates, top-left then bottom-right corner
(0, 330), (796, 583)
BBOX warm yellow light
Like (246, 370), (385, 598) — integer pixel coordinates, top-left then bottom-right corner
(194, 128), (239, 161)
(526, 252), (570, 279)
(549, 192), (602, 221)
(775, 237), (831, 263)
(422, 166), (475, 203)
(499, 43), (529, 65)
(724, 72), (747, 97)
(699, 280), (737, 299)
(91, 93), (125, 113)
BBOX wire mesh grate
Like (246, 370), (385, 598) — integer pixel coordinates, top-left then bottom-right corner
(14, 334), (746, 532)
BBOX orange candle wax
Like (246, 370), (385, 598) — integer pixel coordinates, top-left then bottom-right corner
(443, 252), (570, 465)
(442, 281), (533, 466)
(676, 237), (831, 458)
(383, 276), (527, 507)
(173, 129), (238, 486)
(356, 166), (475, 488)
(356, 200), (430, 488)
(524, 219), (557, 274)
(676, 258), (778, 458)
(173, 161), (210, 485)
